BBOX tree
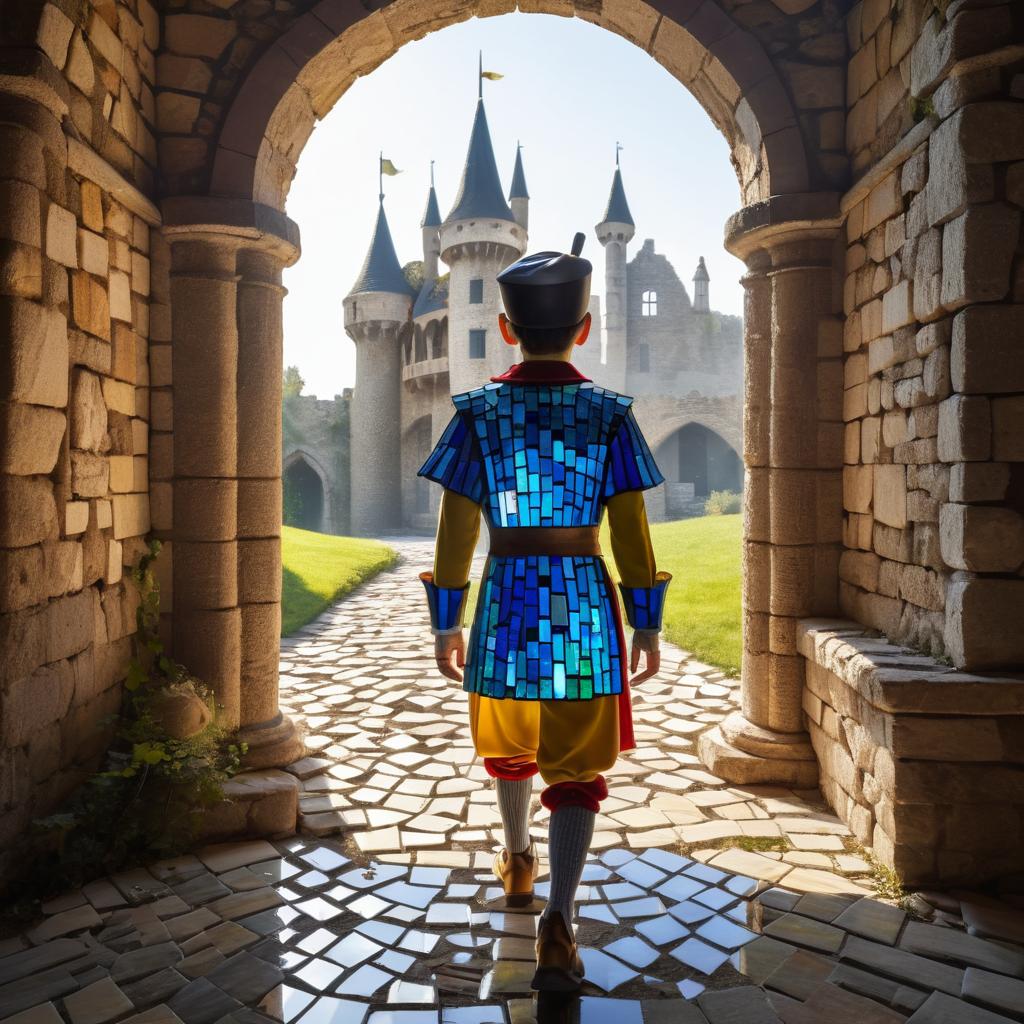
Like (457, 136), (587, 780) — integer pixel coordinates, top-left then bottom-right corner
(283, 365), (305, 398)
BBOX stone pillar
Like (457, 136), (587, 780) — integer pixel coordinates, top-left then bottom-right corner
(699, 196), (843, 787)
(235, 245), (305, 767)
(163, 197), (305, 771)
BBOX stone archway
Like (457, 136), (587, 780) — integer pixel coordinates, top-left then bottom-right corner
(655, 421), (744, 515)
(283, 448), (332, 534)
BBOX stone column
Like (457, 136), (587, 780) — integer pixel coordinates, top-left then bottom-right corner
(163, 197), (305, 770)
(700, 196), (843, 787)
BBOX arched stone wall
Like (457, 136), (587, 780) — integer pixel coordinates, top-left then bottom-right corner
(2, 0), (1024, 883)
(283, 447), (333, 534)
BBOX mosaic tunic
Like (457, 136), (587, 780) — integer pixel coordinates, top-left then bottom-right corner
(419, 377), (663, 701)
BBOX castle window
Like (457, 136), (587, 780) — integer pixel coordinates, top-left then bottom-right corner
(469, 329), (486, 359)
(469, 278), (484, 304)
(641, 290), (658, 317)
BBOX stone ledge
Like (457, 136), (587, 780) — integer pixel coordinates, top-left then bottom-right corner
(197, 768), (299, 843)
(797, 618), (1024, 716)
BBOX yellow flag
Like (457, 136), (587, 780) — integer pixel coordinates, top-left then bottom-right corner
(380, 157), (401, 176)
(480, 70), (503, 81)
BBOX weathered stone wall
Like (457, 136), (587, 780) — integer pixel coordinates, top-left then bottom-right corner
(838, 0), (1024, 671)
(800, 621), (1024, 886)
(0, 0), (158, 862)
(282, 391), (351, 535)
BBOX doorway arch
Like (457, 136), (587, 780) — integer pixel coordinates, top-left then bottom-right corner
(283, 448), (332, 534)
(656, 421), (743, 514)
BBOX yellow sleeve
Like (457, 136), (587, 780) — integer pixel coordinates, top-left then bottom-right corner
(433, 489), (482, 589)
(606, 490), (657, 589)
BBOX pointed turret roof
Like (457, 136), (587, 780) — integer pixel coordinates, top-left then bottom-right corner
(693, 256), (709, 281)
(600, 166), (634, 226)
(445, 98), (513, 224)
(348, 201), (415, 297)
(421, 184), (441, 228)
(509, 144), (529, 199)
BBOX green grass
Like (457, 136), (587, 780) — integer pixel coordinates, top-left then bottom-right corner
(281, 526), (398, 636)
(602, 513), (742, 675)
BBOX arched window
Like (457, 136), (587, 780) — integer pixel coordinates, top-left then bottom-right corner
(641, 290), (657, 317)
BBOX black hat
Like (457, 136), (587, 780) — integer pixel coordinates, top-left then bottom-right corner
(497, 232), (592, 329)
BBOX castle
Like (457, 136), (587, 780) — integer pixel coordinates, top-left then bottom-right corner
(284, 91), (743, 537)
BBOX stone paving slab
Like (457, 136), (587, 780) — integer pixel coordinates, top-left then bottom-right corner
(2, 540), (1023, 1024)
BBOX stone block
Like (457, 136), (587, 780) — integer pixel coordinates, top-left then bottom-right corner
(873, 464), (907, 528)
(898, 564), (944, 612)
(882, 410), (908, 448)
(922, 347), (950, 402)
(163, 14), (236, 59)
(864, 173), (901, 234)
(907, 404), (938, 440)
(71, 452), (109, 498)
(927, 114), (995, 227)
(237, 539), (282, 605)
(0, 476), (58, 547)
(860, 416), (880, 464)
(948, 462), (1009, 503)
(108, 455), (134, 494)
(0, 238), (43, 300)
(1, 299), (69, 408)
(937, 395), (990, 462)
(0, 181), (41, 248)
(45, 205), (77, 269)
(102, 377), (135, 417)
(843, 382), (868, 421)
(105, 539), (123, 585)
(77, 229), (108, 278)
(131, 251), (150, 297)
(844, 422), (860, 464)
(111, 494), (150, 540)
(915, 319), (950, 358)
(70, 370), (109, 453)
(108, 269), (132, 322)
(111, 323), (137, 383)
(843, 466), (872, 514)
(0, 546), (46, 613)
(881, 280), (913, 333)
(839, 550), (880, 592)
(951, 305), (1024, 395)
(237, 479), (281, 539)
(65, 501), (89, 536)
(0, 403), (66, 475)
(173, 479), (237, 542)
(991, 396), (1024, 461)
(71, 271), (110, 340)
(940, 503), (1024, 572)
(66, 30), (95, 95)
(157, 54), (212, 93)
(941, 205), (1019, 310)
(2, 657), (75, 746)
(945, 577), (1024, 670)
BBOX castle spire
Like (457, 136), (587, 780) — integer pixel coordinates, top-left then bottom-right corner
(599, 146), (634, 228)
(444, 76), (513, 224)
(421, 161), (441, 228)
(509, 142), (529, 200)
(348, 197), (415, 298)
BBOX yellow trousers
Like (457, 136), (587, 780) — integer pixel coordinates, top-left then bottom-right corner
(468, 692), (620, 785)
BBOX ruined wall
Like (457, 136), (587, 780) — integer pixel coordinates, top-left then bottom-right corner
(0, 0), (159, 858)
(838, 0), (1024, 670)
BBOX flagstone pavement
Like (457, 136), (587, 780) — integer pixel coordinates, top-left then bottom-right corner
(3, 540), (1024, 1024)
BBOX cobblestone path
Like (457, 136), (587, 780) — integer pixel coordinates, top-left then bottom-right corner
(3, 540), (1023, 1024)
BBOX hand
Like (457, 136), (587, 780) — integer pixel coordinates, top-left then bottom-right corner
(435, 631), (465, 682)
(630, 630), (661, 683)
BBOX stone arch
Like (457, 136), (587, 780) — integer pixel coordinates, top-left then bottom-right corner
(655, 421), (744, 510)
(191, 0), (820, 213)
(282, 446), (333, 534)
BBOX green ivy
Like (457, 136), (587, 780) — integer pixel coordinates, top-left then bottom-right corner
(7, 541), (246, 907)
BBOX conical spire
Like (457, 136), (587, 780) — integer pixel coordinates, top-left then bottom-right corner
(348, 200), (415, 297)
(600, 165), (634, 227)
(509, 142), (529, 199)
(422, 160), (441, 228)
(445, 97), (513, 224)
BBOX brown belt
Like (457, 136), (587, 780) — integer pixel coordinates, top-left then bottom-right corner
(488, 526), (602, 558)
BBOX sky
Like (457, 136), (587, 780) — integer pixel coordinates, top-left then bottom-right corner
(282, 12), (747, 398)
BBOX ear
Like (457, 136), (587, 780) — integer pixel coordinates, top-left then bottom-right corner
(498, 313), (518, 347)
(574, 312), (592, 347)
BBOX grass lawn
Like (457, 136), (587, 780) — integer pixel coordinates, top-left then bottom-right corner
(281, 526), (398, 636)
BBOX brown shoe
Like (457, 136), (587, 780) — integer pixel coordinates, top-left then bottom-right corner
(493, 842), (539, 908)
(532, 911), (585, 992)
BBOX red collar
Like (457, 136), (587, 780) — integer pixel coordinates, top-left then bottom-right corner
(490, 361), (592, 384)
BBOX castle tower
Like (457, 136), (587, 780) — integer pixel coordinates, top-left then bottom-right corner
(421, 167), (441, 281)
(595, 150), (634, 392)
(509, 142), (529, 232)
(693, 255), (710, 313)
(439, 80), (527, 394)
(343, 196), (415, 536)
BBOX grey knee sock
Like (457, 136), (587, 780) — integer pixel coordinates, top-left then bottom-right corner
(544, 804), (595, 930)
(496, 777), (533, 854)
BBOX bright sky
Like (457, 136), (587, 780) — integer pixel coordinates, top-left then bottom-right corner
(282, 12), (747, 398)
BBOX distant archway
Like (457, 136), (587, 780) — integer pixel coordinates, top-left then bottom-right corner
(283, 449), (330, 532)
(655, 422), (742, 514)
